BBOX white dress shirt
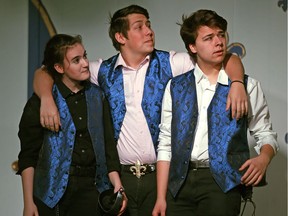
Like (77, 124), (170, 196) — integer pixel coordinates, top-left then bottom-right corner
(157, 64), (279, 162)
(89, 51), (194, 164)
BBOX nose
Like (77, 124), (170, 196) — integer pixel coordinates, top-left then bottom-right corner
(144, 25), (153, 36)
(82, 58), (89, 67)
(215, 36), (224, 46)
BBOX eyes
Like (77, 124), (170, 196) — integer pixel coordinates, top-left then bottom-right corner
(133, 21), (151, 31)
(71, 52), (88, 64)
(203, 32), (226, 41)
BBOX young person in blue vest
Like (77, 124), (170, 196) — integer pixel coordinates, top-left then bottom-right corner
(32, 5), (248, 216)
(152, 9), (279, 216)
(17, 34), (127, 216)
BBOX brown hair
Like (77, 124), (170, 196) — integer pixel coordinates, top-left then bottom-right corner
(42, 34), (82, 79)
(109, 5), (149, 51)
(179, 9), (227, 61)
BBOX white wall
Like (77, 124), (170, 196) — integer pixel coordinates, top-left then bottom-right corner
(0, 0), (286, 215)
(0, 1), (28, 215)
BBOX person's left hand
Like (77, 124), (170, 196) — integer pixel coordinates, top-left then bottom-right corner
(239, 154), (270, 186)
(152, 198), (167, 216)
(226, 82), (248, 120)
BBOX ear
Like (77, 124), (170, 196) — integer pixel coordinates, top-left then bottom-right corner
(54, 64), (64, 74)
(115, 32), (126, 45)
(189, 44), (197, 54)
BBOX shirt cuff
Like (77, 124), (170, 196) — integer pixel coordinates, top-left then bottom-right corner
(157, 150), (171, 162)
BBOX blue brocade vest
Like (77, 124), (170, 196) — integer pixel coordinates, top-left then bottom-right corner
(169, 70), (250, 197)
(98, 50), (172, 148)
(33, 83), (110, 208)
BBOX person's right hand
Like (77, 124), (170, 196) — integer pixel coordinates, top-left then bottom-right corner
(118, 191), (128, 216)
(40, 96), (61, 132)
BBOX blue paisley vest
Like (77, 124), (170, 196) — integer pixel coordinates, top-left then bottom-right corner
(33, 83), (110, 208)
(98, 50), (173, 149)
(169, 70), (250, 197)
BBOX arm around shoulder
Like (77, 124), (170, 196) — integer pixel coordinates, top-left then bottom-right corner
(33, 66), (54, 98)
(224, 54), (248, 119)
(33, 67), (60, 131)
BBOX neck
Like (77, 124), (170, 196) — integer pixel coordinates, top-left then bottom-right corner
(197, 62), (222, 84)
(120, 50), (149, 69)
(62, 79), (83, 93)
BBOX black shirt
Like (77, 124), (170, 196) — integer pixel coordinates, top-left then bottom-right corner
(17, 80), (120, 174)
(57, 80), (95, 167)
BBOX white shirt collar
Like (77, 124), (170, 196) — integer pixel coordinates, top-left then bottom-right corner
(114, 53), (150, 70)
(194, 63), (229, 86)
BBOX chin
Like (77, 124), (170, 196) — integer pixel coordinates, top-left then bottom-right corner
(81, 74), (90, 81)
(146, 46), (154, 53)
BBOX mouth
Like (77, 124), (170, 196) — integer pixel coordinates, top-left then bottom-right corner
(213, 50), (225, 56)
(82, 69), (90, 73)
(145, 38), (154, 44)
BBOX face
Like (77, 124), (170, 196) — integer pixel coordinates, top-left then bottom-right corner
(118, 13), (155, 57)
(189, 26), (227, 67)
(55, 43), (89, 89)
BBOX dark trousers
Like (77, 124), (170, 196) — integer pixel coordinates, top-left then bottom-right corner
(34, 176), (102, 216)
(166, 168), (241, 216)
(120, 168), (157, 216)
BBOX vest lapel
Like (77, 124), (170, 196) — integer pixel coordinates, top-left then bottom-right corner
(142, 51), (172, 147)
(99, 59), (126, 141)
(169, 71), (198, 197)
(99, 51), (172, 146)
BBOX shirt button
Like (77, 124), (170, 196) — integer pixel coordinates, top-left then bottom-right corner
(79, 117), (82, 120)
(81, 149), (85, 153)
(79, 133), (82, 137)
(75, 101), (78, 104)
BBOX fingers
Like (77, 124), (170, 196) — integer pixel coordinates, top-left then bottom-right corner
(53, 113), (61, 132)
(40, 113), (61, 132)
(40, 116), (45, 128)
(227, 81), (248, 119)
(235, 101), (242, 120)
(118, 192), (128, 216)
(226, 97), (231, 111)
(241, 169), (257, 185)
(240, 160), (266, 186)
(230, 100), (247, 120)
(242, 172), (263, 186)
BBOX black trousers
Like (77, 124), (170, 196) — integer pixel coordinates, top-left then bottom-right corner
(120, 168), (157, 216)
(34, 176), (102, 216)
(166, 168), (241, 216)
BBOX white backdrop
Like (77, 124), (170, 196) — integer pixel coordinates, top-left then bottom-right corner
(0, 0), (286, 215)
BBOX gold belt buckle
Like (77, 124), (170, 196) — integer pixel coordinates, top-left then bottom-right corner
(129, 160), (146, 178)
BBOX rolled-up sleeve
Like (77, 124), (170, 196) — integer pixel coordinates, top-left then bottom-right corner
(17, 95), (44, 175)
(157, 81), (173, 162)
(247, 78), (279, 154)
(169, 51), (195, 77)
